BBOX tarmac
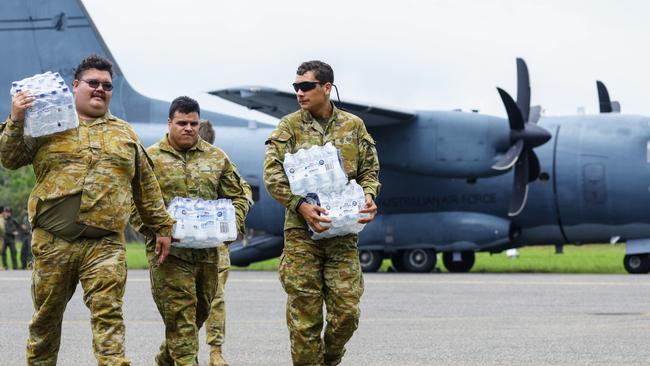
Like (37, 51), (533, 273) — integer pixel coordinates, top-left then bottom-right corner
(1, 270), (650, 365)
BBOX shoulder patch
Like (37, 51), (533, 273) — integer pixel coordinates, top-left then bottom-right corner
(265, 129), (292, 145)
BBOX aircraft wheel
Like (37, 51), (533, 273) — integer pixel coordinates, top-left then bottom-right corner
(399, 249), (437, 273)
(623, 254), (650, 274)
(359, 250), (383, 272)
(442, 251), (475, 273)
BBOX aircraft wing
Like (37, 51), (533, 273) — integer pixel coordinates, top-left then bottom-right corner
(210, 86), (417, 127)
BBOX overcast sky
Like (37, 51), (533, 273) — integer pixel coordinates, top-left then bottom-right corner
(84, 0), (650, 124)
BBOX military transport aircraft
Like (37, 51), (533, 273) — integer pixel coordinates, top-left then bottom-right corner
(3, 0), (650, 274)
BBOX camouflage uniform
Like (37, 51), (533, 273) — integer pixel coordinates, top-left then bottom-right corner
(2, 216), (19, 269)
(0, 113), (175, 366)
(264, 105), (380, 366)
(135, 136), (251, 366)
(205, 244), (231, 346)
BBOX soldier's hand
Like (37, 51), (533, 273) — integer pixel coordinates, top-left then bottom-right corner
(358, 194), (377, 224)
(297, 202), (331, 233)
(10, 91), (34, 122)
(155, 235), (173, 264)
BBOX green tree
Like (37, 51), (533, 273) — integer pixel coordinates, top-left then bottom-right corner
(0, 166), (35, 220)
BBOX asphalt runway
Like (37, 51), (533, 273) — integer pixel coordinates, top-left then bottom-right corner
(1, 270), (649, 365)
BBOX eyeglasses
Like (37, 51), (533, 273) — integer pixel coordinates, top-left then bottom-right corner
(292, 81), (324, 92)
(80, 79), (113, 91)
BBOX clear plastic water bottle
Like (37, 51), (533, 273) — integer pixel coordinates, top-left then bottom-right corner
(193, 199), (208, 241)
(171, 202), (187, 240)
(284, 152), (300, 192)
(224, 199), (237, 242)
(61, 88), (78, 126)
(295, 149), (308, 195)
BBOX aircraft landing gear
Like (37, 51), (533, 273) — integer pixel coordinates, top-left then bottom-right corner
(442, 251), (475, 273)
(623, 254), (650, 274)
(391, 249), (436, 273)
(359, 250), (383, 272)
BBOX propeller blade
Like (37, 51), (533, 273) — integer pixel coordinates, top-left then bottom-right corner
(492, 139), (524, 171)
(529, 105), (541, 124)
(497, 87), (525, 131)
(516, 58), (530, 122)
(527, 149), (540, 182)
(508, 151), (529, 217)
(597, 80), (613, 113)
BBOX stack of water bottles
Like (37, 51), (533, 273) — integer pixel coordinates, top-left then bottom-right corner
(10, 71), (78, 137)
(284, 142), (348, 196)
(284, 143), (368, 240)
(167, 197), (237, 248)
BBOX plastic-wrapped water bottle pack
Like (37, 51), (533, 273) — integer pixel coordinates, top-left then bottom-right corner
(284, 143), (368, 239)
(283, 142), (348, 196)
(167, 197), (237, 249)
(307, 179), (368, 240)
(10, 71), (78, 137)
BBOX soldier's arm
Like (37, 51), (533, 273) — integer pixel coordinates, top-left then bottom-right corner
(217, 157), (252, 235)
(131, 143), (175, 237)
(356, 120), (381, 198)
(263, 120), (303, 211)
(129, 199), (155, 238)
(0, 117), (37, 169)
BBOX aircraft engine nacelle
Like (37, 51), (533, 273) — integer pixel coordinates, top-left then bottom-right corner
(373, 111), (512, 179)
(360, 211), (514, 252)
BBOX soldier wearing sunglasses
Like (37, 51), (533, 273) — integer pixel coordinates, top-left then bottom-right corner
(0, 54), (175, 365)
(264, 61), (380, 366)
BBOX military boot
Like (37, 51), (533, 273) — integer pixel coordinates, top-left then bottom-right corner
(209, 345), (229, 366)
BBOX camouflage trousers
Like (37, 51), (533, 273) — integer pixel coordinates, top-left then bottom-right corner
(205, 244), (230, 346)
(27, 228), (129, 366)
(147, 248), (220, 366)
(279, 229), (364, 366)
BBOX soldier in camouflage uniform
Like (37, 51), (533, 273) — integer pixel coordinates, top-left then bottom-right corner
(0, 54), (175, 366)
(1, 207), (19, 270)
(134, 98), (251, 366)
(199, 119), (238, 366)
(264, 61), (380, 366)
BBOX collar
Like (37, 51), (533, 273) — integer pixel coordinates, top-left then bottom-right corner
(80, 111), (116, 126)
(301, 103), (338, 133)
(159, 134), (207, 156)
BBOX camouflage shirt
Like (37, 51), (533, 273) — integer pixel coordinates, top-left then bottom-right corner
(264, 104), (380, 230)
(0, 113), (174, 237)
(135, 135), (252, 262)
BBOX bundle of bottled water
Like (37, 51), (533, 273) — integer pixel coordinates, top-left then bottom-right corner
(167, 197), (237, 248)
(284, 144), (368, 239)
(283, 142), (348, 196)
(306, 179), (368, 240)
(10, 71), (78, 137)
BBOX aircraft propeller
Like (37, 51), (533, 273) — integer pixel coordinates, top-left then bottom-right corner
(596, 80), (621, 113)
(492, 58), (551, 216)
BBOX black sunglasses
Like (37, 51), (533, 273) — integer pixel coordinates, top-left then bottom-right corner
(81, 79), (114, 91)
(292, 81), (324, 92)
